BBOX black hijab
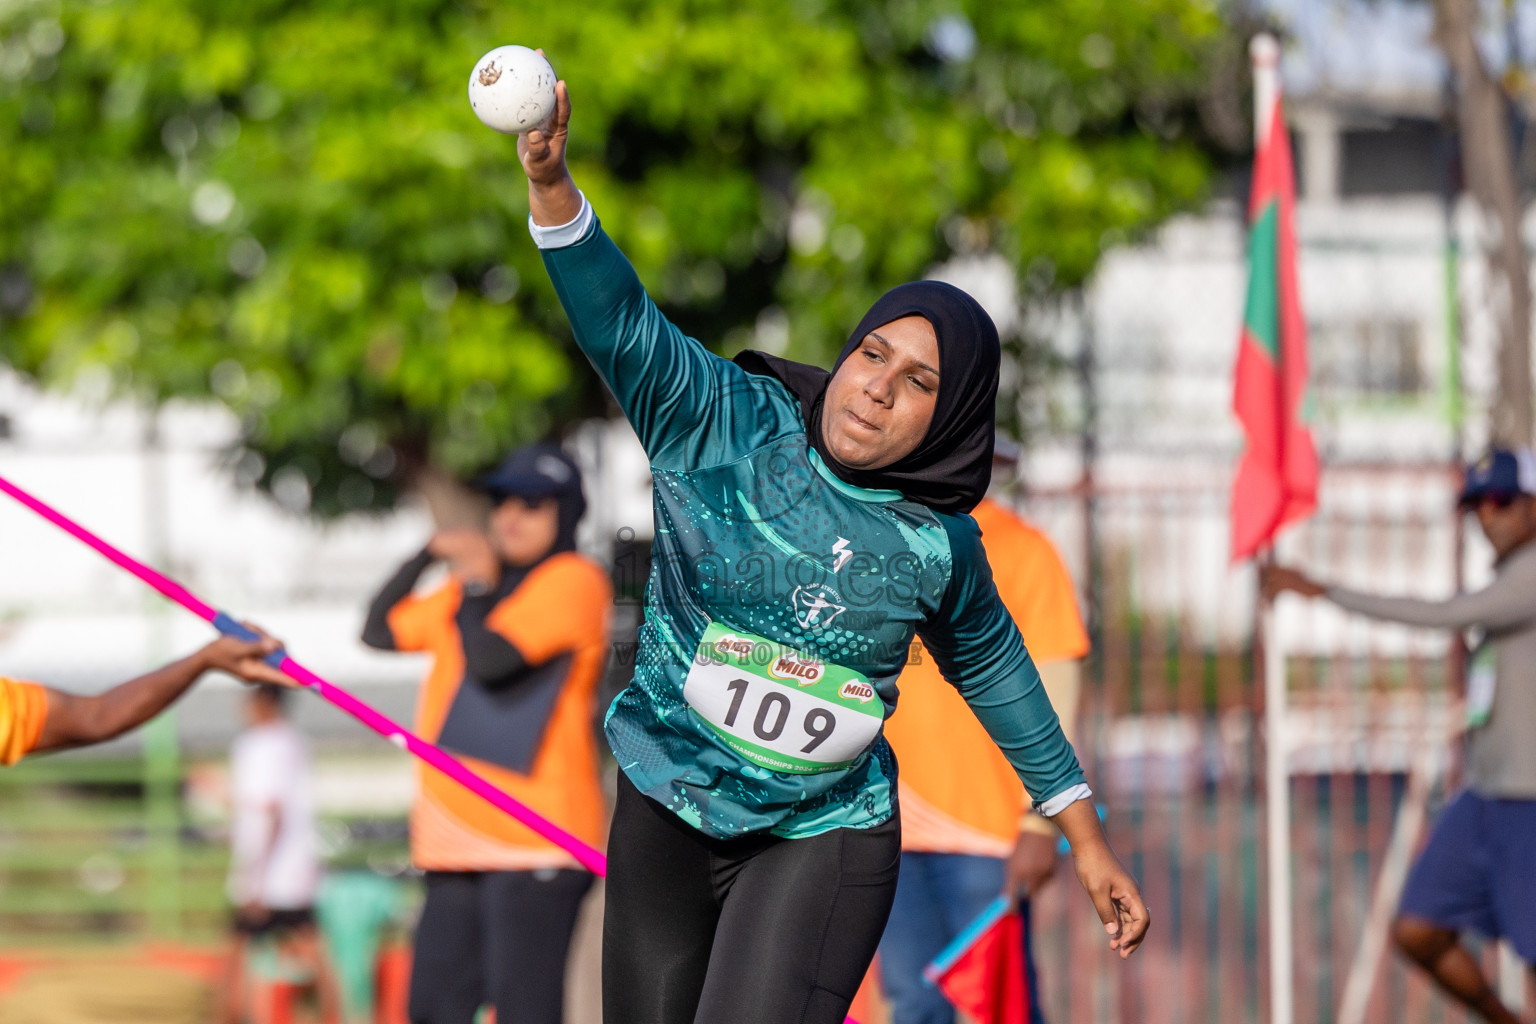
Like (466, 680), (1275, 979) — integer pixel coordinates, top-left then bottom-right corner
(733, 281), (1000, 515)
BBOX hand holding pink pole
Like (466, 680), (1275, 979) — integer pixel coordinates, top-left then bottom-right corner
(0, 472), (605, 875)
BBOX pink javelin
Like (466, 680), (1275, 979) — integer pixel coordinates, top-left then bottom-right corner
(0, 472), (606, 876)
(0, 472), (875, 1023)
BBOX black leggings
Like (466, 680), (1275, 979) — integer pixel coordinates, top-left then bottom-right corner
(604, 772), (901, 1024)
(409, 868), (593, 1024)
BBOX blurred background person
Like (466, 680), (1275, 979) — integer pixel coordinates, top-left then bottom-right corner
(879, 441), (1090, 1024)
(1264, 447), (1536, 1024)
(362, 443), (611, 1024)
(222, 682), (336, 1024)
(2, 634), (288, 765)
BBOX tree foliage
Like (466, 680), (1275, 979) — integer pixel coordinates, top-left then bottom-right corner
(0, 0), (1221, 516)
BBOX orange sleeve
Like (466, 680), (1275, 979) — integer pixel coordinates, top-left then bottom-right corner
(0, 678), (50, 766)
(970, 503), (1093, 666)
(984, 514), (1089, 664)
(485, 555), (613, 666)
(387, 585), (460, 653)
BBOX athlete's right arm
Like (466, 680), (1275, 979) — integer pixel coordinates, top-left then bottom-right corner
(519, 75), (796, 468)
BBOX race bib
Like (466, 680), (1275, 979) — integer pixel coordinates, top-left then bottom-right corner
(1466, 641), (1497, 728)
(683, 621), (885, 774)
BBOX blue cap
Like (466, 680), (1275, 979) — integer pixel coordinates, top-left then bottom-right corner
(477, 443), (582, 502)
(1459, 447), (1536, 506)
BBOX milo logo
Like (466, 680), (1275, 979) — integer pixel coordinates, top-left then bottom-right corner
(713, 634), (756, 659)
(839, 680), (875, 704)
(768, 651), (824, 686)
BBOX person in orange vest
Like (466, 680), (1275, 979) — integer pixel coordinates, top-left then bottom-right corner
(362, 443), (611, 1024)
(880, 441), (1089, 1024)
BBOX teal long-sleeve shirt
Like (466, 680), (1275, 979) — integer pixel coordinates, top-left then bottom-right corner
(538, 205), (1087, 838)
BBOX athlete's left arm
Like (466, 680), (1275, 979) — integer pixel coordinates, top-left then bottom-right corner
(915, 518), (1085, 812)
(918, 515), (1150, 956)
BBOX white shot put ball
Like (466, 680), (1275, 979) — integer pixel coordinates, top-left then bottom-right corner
(468, 45), (556, 135)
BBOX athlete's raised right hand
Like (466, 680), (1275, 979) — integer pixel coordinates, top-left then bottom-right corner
(517, 53), (582, 227)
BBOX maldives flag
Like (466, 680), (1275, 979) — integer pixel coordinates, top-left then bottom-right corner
(923, 896), (1028, 1024)
(1230, 88), (1318, 561)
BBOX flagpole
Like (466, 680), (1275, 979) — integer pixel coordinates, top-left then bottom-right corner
(1262, 567), (1293, 1024)
(1252, 32), (1295, 1024)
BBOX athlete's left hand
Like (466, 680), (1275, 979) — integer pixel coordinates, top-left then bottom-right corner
(1071, 842), (1149, 958)
(1052, 799), (1149, 958)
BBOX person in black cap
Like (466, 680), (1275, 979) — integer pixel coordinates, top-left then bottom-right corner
(361, 443), (612, 1024)
(1265, 447), (1536, 1024)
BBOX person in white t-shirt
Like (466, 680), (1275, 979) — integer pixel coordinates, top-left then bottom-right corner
(220, 684), (337, 1024)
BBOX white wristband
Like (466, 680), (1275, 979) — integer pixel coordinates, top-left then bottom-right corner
(1037, 783), (1094, 818)
(528, 192), (594, 249)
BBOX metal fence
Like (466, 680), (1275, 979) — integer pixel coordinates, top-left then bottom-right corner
(1, 448), (1511, 1023)
(0, 753), (215, 943)
(1018, 460), (1496, 1024)
(0, 750), (413, 945)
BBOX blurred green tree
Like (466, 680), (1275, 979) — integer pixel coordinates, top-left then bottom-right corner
(0, 0), (1220, 518)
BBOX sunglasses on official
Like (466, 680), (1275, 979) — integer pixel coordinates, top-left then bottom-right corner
(1459, 491), (1523, 511)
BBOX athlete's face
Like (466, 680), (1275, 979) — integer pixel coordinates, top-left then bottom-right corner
(491, 495), (560, 566)
(820, 315), (940, 471)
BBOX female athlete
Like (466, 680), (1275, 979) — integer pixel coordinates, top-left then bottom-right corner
(516, 69), (1148, 1024)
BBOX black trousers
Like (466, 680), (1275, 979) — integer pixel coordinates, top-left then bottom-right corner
(604, 772), (901, 1024)
(409, 868), (593, 1024)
